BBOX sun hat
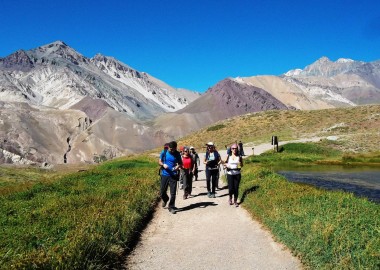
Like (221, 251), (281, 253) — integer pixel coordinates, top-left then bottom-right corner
(190, 146), (194, 149)
(206, 142), (214, 146)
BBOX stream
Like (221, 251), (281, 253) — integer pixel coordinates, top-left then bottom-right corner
(273, 165), (380, 203)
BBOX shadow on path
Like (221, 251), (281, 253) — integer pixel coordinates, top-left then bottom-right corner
(177, 201), (217, 212)
(240, 185), (259, 204)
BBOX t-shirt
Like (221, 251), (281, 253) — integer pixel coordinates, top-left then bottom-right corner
(205, 151), (220, 170)
(160, 150), (182, 176)
(182, 155), (193, 169)
(226, 155), (241, 175)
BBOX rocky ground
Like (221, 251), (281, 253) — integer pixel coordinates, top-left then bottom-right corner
(124, 140), (319, 269)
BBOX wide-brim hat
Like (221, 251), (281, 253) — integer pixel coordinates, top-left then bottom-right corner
(206, 142), (214, 146)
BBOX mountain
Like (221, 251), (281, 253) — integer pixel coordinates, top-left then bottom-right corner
(0, 41), (200, 120)
(153, 57), (380, 139)
(1, 43), (379, 166)
(153, 78), (289, 138)
(282, 57), (380, 106)
(0, 41), (200, 165)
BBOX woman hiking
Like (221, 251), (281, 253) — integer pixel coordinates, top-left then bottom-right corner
(223, 143), (243, 207)
(181, 146), (195, 199)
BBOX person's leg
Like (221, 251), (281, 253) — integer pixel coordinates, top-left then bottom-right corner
(160, 176), (170, 206)
(234, 174), (241, 206)
(194, 168), (198, 181)
(227, 174), (233, 204)
(205, 169), (211, 195)
(188, 172), (193, 195)
(211, 170), (218, 196)
(168, 176), (177, 209)
(183, 171), (189, 199)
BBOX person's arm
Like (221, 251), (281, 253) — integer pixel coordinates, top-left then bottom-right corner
(240, 156), (244, 168)
(203, 154), (208, 165)
(158, 153), (169, 169)
(217, 152), (222, 164)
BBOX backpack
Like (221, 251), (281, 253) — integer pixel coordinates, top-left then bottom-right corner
(205, 150), (220, 168)
(225, 153), (242, 171)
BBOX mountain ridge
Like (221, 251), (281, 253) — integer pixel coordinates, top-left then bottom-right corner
(1, 41), (379, 165)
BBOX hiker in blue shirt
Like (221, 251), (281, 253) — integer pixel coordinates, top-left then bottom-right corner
(158, 141), (183, 214)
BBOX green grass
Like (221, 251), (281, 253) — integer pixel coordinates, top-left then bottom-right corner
(247, 142), (342, 165)
(239, 166), (380, 269)
(0, 155), (159, 269)
(238, 142), (380, 269)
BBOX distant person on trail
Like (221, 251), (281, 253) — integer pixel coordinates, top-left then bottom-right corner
(181, 147), (195, 199)
(204, 142), (221, 198)
(223, 143), (243, 207)
(238, 141), (245, 156)
(190, 146), (200, 181)
(159, 141), (183, 214)
(179, 145), (185, 190)
(226, 145), (232, 156)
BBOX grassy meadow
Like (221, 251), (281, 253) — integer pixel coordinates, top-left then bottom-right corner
(0, 155), (159, 269)
(1, 105), (380, 269)
(240, 142), (380, 269)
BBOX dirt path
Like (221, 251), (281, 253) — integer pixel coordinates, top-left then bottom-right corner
(124, 140), (317, 269)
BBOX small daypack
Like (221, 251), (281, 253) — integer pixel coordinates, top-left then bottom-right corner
(205, 150), (220, 168)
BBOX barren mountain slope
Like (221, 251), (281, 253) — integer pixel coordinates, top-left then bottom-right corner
(239, 76), (334, 110)
(153, 78), (289, 138)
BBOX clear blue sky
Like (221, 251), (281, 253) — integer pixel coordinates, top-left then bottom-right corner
(1, 0), (379, 92)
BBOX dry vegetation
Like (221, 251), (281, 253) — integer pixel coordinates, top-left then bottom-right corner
(178, 104), (380, 153)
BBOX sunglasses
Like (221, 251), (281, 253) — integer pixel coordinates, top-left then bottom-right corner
(231, 148), (237, 149)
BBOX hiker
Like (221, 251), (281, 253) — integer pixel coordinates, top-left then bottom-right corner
(223, 143), (243, 207)
(182, 147), (195, 199)
(190, 146), (200, 181)
(226, 145), (232, 156)
(238, 140), (245, 156)
(204, 142), (221, 198)
(179, 145), (185, 190)
(158, 141), (183, 214)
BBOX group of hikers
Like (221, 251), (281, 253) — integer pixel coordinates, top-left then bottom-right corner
(158, 140), (244, 214)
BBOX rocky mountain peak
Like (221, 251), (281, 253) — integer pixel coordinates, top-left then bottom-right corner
(33, 41), (88, 65)
(285, 57), (365, 77)
(0, 49), (34, 70)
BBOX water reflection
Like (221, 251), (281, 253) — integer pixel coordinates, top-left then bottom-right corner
(272, 165), (380, 203)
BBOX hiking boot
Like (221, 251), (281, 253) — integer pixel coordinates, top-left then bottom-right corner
(180, 184), (183, 190)
(212, 193), (216, 198)
(183, 194), (187, 200)
(228, 199), (233, 205)
(162, 199), (168, 208)
(168, 207), (177, 214)
(234, 202), (239, 207)
(207, 192), (212, 198)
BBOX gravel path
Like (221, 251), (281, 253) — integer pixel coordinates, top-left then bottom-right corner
(124, 140), (318, 269)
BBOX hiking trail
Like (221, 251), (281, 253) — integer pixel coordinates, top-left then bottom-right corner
(124, 139), (319, 269)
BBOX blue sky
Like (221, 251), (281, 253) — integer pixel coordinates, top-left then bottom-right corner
(1, 0), (379, 92)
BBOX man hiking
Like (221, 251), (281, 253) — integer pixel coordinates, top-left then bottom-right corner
(203, 142), (221, 198)
(158, 141), (183, 214)
(190, 146), (200, 181)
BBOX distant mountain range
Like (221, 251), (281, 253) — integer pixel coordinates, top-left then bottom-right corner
(154, 56), (380, 138)
(0, 41), (379, 165)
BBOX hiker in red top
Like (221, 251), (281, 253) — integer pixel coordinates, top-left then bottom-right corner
(181, 146), (195, 199)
